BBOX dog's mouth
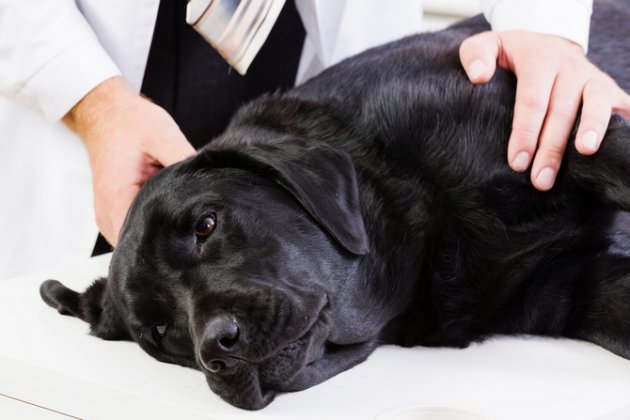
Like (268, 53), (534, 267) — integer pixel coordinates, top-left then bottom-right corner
(258, 301), (332, 388)
(200, 298), (333, 410)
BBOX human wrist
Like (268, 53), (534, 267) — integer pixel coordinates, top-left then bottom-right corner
(62, 76), (137, 142)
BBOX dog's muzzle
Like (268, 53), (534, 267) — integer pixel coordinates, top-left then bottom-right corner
(198, 315), (243, 374)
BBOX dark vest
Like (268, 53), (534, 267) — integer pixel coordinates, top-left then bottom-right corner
(141, 0), (306, 149)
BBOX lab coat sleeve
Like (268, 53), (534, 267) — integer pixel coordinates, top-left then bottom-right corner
(0, 1), (121, 121)
(481, 0), (593, 52)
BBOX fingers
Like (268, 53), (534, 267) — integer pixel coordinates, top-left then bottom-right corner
(507, 62), (556, 177)
(95, 158), (162, 246)
(95, 185), (139, 247)
(529, 74), (582, 190)
(471, 31), (629, 192)
(574, 77), (612, 155)
(110, 186), (140, 246)
(459, 32), (500, 84)
(515, 73), (629, 190)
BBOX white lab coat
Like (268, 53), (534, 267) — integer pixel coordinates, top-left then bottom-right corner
(0, 0), (592, 280)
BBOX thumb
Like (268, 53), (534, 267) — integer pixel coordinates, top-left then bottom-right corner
(459, 31), (501, 84)
(160, 132), (196, 167)
(152, 124), (197, 167)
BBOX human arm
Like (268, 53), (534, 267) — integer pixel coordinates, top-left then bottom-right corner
(62, 76), (195, 246)
(459, 0), (630, 191)
(0, 0), (195, 245)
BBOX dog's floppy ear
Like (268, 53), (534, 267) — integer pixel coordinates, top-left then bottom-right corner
(40, 278), (128, 340)
(202, 141), (370, 255)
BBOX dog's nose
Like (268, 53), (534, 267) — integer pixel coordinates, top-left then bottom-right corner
(199, 315), (242, 374)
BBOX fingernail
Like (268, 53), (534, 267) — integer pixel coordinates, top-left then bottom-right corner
(512, 151), (531, 172)
(467, 59), (486, 81)
(536, 167), (556, 191)
(580, 130), (600, 152)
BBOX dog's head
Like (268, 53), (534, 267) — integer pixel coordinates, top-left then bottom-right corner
(40, 139), (380, 409)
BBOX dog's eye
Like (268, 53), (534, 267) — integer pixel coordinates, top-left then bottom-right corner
(151, 323), (168, 342)
(195, 214), (217, 243)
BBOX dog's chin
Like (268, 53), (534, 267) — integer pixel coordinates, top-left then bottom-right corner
(204, 307), (332, 410)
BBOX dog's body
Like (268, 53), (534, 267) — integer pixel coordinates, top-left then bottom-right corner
(41, 0), (630, 410)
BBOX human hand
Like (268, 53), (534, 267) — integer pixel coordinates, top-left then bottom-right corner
(63, 76), (196, 246)
(459, 31), (630, 191)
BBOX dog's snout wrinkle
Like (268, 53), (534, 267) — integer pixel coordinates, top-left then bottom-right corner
(199, 315), (242, 374)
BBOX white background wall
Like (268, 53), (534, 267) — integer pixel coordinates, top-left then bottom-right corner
(424, 0), (482, 30)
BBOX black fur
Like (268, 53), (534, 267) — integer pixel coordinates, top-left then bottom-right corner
(40, 0), (630, 410)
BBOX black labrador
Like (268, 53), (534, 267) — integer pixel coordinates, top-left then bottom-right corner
(41, 0), (630, 410)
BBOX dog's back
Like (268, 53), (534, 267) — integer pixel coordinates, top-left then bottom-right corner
(252, 0), (630, 349)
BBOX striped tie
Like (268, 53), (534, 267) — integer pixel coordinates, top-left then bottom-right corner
(186, 0), (287, 75)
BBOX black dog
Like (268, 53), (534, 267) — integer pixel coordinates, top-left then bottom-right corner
(41, 0), (630, 410)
